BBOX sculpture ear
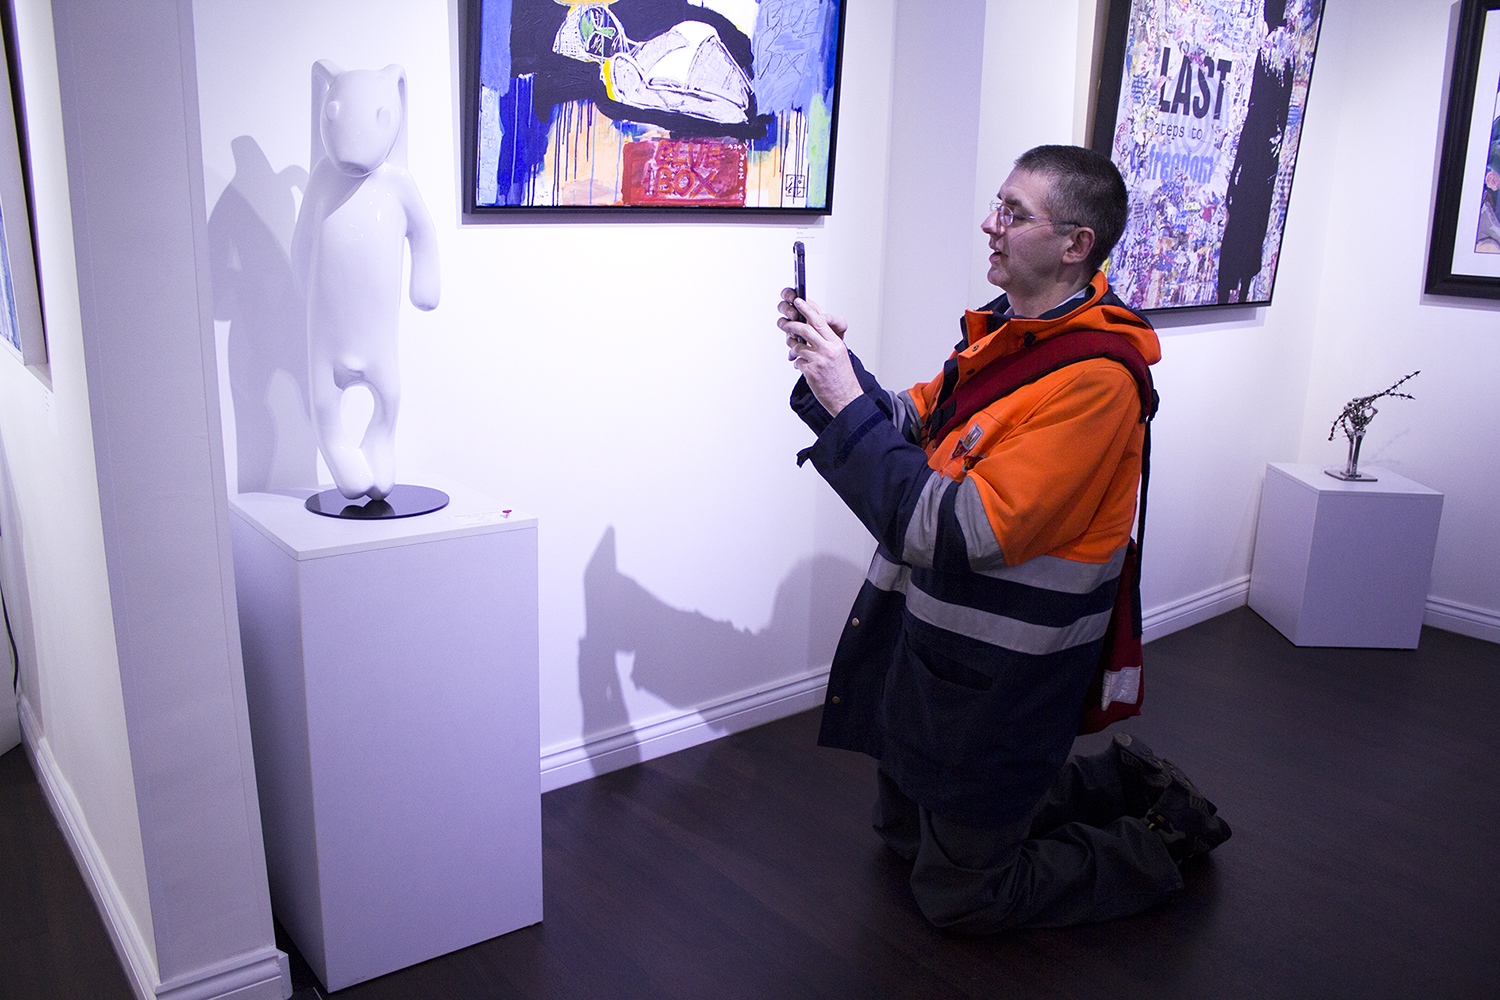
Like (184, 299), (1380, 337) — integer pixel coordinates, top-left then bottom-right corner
(311, 60), (342, 169)
(380, 64), (409, 168)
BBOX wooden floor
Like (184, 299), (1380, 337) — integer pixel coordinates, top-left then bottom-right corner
(4, 607), (1499, 999)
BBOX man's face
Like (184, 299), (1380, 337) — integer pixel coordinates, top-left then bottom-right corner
(981, 168), (1073, 295)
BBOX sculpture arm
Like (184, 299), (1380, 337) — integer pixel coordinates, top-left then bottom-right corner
(399, 170), (440, 311)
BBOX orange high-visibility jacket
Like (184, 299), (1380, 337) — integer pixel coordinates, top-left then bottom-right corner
(792, 273), (1161, 826)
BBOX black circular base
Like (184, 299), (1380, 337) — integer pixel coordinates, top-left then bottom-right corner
(304, 484), (450, 520)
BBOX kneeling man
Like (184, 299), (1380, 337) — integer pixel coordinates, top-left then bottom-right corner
(778, 145), (1230, 931)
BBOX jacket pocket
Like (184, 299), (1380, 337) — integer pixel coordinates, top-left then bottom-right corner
(904, 625), (993, 691)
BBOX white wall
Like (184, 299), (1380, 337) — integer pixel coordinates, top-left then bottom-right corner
(192, 0), (1498, 807)
(966, 0), (1500, 641)
(0, 0), (1490, 993)
(963, 0), (1498, 640)
(0, 0), (288, 997)
(966, 0), (1330, 634)
(192, 0), (895, 784)
(0, 693), (16, 755)
(0, 0), (154, 963)
(0, 2), (1483, 997)
(875, 0), (987, 390)
(1294, 0), (1500, 641)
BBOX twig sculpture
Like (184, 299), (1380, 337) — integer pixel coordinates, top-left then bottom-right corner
(1325, 371), (1418, 481)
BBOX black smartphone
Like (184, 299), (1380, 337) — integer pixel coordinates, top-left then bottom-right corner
(791, 240), (808, 340)
(793, 240), (806, 304)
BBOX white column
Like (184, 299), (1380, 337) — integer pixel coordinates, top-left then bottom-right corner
(50, 0), (287, 996)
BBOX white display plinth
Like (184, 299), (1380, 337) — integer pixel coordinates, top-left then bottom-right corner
(1248, 463), (1443, 648)
(229, 478), (541, 992)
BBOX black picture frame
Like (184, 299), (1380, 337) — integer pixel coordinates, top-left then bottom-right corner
(462, 0), (846, 216)
(1426, 0), (1500, 299)
(1089, 0), (1325, 311)
(0, 0), (45, 364)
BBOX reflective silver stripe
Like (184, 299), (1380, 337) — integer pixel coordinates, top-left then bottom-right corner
(971, 547), (1126, 594)
(1101, 665), (1141, 709)
(954, 478), (1005, 570)
(866, 551), (911, 593)
(891, 390), (924, 442)
(866, 550), (1118, 653)
(901, 473), (953, 568)
(905, 586), (1114, 654)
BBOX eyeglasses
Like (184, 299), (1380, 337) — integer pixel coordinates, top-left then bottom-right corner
(987, 198), (1078, 230)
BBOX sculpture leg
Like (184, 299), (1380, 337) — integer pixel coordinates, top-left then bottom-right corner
(361, 366), (400, 501)
(311, 357), (377, 499)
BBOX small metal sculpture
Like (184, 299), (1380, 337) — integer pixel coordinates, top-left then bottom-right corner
(1325, 371), (1419, 482)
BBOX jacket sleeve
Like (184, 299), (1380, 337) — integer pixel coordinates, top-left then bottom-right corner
(798, 361), (1141, 573)
(798, 390), (945, 568)
(790, 350), (929, 444)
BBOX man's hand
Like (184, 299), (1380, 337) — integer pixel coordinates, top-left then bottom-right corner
(778, 287), (862, 417)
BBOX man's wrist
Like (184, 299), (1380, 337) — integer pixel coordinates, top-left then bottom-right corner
(816, 370), (866, 417)
(819, 386), (862, 418)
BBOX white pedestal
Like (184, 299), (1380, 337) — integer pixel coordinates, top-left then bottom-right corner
(1248, 463), (1443, 648)
(229, 478), (542, 991)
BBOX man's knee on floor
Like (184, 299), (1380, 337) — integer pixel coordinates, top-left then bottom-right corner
(910, 863), (1028, 933)
(908, 814), (1030, 932)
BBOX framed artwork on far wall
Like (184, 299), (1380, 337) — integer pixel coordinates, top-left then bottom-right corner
(465, 0), (846, 215)
(0, 0), (44, 365)
(1090, 0), (1325, 311)
(1426, 0), (1500, 300)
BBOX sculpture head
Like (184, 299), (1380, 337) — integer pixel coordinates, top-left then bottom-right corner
(312, 61), (407, 177)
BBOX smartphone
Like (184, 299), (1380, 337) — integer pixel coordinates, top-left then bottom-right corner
(791, 240), (808, 341)
(793, 240), (806, 304)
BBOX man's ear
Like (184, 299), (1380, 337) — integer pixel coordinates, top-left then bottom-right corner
(1062, 226), (1097, 266)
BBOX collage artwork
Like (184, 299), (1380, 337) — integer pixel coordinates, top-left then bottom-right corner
(1101, 0), (1324, 309)
(472, 0), (843, 211)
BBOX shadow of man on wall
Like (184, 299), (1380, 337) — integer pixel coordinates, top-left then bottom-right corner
(578, 526), (863, 776)
(206, 136), (317, 493)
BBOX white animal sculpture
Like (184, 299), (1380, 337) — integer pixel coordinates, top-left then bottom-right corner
(291, 60), (439, 501)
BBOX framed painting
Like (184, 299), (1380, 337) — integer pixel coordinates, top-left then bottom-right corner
(465, 0), (846, 214)
(0, 0), (44, 364)
(1090, 0), (1325, 311)
(1426, 0), (1500, 299)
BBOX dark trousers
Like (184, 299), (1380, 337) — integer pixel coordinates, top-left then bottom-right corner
(874, 744), (1183, 932)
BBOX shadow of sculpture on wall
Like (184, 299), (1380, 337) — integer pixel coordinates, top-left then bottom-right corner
(206, 136), (319, 493)
(578, 526), (864, 776)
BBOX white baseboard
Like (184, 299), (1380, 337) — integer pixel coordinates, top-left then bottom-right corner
(540, 671), (829, 792)
(19, 697), (290, 1000)
(1425, 598), (1500, 645)
(1142, 576), (1250, 643)
(542, 580), (1486, 794)
(153, 951), (288, 1000)
(539, 583), (1262, 793)
(20, 697), (160, 999)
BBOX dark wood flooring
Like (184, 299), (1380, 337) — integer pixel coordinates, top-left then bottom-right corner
(0, 733), (135, 999)
(5, 607), (1499, 999)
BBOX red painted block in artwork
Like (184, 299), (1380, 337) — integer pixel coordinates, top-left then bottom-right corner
(622, 138), (747, 207)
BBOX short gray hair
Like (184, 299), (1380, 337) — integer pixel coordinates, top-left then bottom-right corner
(1014, 145), (1128, 271)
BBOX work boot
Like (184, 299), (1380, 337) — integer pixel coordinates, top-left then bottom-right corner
(1145, 781), (1232, 864)
(1113, 733), (1171, 817)
(1115, 734), (1220, 816)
